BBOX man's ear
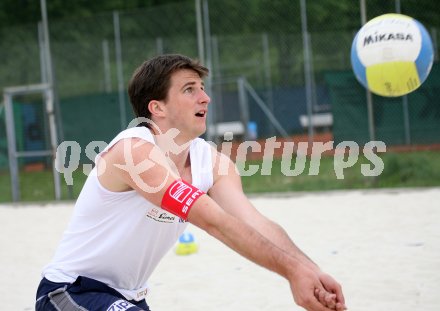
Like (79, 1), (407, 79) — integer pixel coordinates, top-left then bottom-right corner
(148, 100), (165, 117)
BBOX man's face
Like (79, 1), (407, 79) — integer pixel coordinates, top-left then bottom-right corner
(162, 69), (211, 139)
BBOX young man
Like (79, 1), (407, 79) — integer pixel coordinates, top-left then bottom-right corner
(36, 54), (346, 311)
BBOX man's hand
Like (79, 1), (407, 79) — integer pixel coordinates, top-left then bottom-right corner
(315, 272), (346, 311)
(289, 266), (346, 311)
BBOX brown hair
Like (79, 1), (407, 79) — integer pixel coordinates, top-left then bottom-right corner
(127, 54), (209, 126)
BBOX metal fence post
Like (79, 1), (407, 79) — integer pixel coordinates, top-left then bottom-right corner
(202, 0), (215, 141)
(4, 93), (20, 202)
(195, 0), (205, 65)
(360, 0), (376, 142)
(102, 39), (112, 93)
(41, 0), (62, 200)
(395, 0), (411, 145)
(113, 10), (127, 130)
(300, 0), (314, 145)
(45, 88), (61, 200)
(262, 33), (275, 137)
(237, 77), (250, 140)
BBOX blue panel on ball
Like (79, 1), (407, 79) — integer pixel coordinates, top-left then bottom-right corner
(350, 33), (367, 88)
(414, 20), (434, 83)
(179, 232), (195, 243)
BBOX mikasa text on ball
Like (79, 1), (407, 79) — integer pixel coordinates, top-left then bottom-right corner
(351, 13), (434, 97)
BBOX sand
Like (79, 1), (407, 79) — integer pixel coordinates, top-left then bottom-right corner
(1, 187), (439, 311)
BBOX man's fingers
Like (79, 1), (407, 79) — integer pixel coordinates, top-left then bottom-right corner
(332, 285), (347, 310)
(314, 288), (320, 299)
(335, 287), (346, 306)
(307, 296), (338, 311)
(318, 289), (326, 303)
(324, 293), (336, 309)
(336, 302), (347, 311)
(314, 288), (337, 310)
(318, 272), (346, 308)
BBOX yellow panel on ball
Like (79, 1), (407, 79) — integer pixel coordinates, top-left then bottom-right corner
(366, 61), (421, 97)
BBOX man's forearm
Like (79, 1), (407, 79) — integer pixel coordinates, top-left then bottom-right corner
(253, 217), (320, 271)
(188, 196), (302, 280)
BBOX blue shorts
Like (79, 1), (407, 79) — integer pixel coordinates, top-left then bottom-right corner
(35, 276), (151, 311)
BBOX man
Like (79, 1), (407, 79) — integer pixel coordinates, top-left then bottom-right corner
(36, 54), (346, 311)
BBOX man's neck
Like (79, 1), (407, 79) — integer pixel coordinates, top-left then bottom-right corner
(152, 127), (193, 173)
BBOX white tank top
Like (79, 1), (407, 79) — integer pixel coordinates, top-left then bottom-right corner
(42, 127), (213, 301)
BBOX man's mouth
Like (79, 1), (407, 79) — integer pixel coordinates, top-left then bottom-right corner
(195, 110), (206, 117)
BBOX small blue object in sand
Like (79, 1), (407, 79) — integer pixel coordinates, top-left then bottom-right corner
(175, 232), (198, 255)
(179, 232), (195, 243)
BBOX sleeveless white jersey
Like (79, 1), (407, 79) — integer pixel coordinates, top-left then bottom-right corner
(42, 127), (213, 301)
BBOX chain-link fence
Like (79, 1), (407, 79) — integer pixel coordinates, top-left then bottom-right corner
(1, 0), (439, 201)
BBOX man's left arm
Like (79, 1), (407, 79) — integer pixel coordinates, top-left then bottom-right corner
(208, 155), (345, 310)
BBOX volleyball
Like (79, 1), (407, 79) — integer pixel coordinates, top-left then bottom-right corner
(351, 13), (434, 97)
(175, 232), (198, 255)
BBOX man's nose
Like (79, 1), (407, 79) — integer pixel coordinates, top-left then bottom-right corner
(200, 89), (210, 105)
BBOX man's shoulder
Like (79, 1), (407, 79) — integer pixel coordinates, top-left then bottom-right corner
(118, 126), (154, 141)
(101, 127), (156, 161)
(108, 127), (155, 148)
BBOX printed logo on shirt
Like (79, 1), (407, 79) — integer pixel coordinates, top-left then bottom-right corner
(136, 288), (148, 299)
(146, 207), (176, 223)
(106, 300), (135, 311)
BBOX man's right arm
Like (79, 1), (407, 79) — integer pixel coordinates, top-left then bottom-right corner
(103, 138), (339, 311)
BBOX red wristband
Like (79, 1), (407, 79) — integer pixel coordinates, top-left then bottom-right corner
(161, 179), (204, 220)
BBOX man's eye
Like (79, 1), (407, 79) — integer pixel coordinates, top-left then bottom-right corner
(184, 87), (193, 93)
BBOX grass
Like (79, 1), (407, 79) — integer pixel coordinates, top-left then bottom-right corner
(0, 169), (88, 203)
(1, 150), (440, 203)
(240, 150), (440, 192)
